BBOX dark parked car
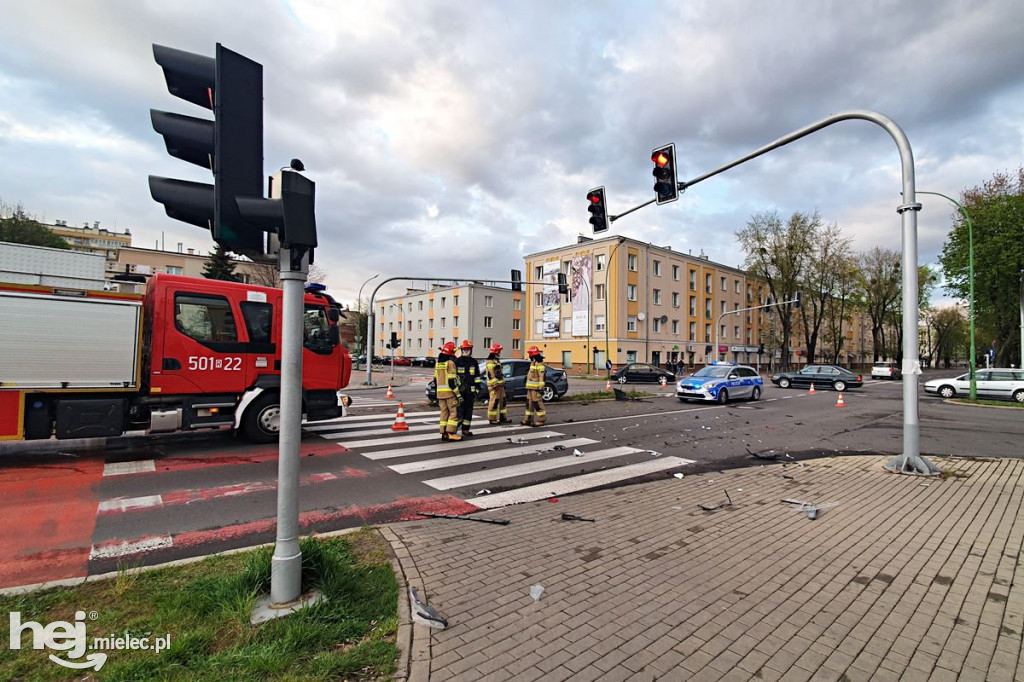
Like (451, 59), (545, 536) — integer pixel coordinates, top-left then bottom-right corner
(613, 363), (675, 385)
(770, 365), (863, 391)
(412, 356), (436, 367)
(426, 360), (569, 405)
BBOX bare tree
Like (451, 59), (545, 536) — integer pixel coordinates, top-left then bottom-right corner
(246, 261), (328, 288)
(737, 210), (815, 371)
(859, 248), (901, 361)
(798, 220), (851, 363)
(822, 256), (860, 364)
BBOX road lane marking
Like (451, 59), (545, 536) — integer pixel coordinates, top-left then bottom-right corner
(423, 446), (646, 490)
(335, 424), (532, 449)
(360, 430), (563, 460)
(97, 494), (163, 514)
(464, 457), (696, 509)
(89, 535), (173, 560)
(103, 460), (156, 477)
(389, 438), (600, 474)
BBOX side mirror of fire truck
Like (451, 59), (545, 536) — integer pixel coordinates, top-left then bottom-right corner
(328, 325), (340, 346)
(327, 307), (340, 323)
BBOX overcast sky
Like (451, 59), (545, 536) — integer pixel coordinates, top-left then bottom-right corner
(2, 0), (1022, 306)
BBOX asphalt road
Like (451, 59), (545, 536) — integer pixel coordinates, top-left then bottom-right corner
(2, 373), (1020, 590)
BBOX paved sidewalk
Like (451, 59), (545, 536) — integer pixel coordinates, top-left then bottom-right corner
(385, 455), (1024, 681)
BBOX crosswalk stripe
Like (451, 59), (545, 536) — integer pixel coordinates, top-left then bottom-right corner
(464, 457), (696, 509)
(423, 446), (646, 490)
(359, 430), (563, 460)
(103, 460), (156, 477)
(338, 424), (533, 450)
(388, 437), (600, 474)
(309, 414), (489, 438)
(307, 410), (438, 427)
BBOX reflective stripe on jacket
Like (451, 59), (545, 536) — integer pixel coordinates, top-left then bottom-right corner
(486, 359), (505, 386)
(525, 362), (545, 391)
(435, 359), (458, 396)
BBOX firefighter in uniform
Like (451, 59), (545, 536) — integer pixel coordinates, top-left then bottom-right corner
(485, 343), (509, 424)
(521, 346), (547, 427)
(454, 339), (480, 436)
(434, 342), (462, 441)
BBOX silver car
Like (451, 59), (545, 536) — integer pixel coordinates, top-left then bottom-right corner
(924, 368), (1024, 402)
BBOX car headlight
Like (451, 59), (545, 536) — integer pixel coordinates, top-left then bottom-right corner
(703, 382), (716, 389)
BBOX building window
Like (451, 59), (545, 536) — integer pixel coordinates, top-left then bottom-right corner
(628, 254), (638, 271)
(689, 296), (696, 315)
(419, 301), (424, 311)
(562, 317), (571, 334)
(513, 298), (522, 310)
(512, 319), (520, 330)
(484, 337), (492, 348)
(720, 276), (727, 292)
(440, 296), (446, 309)
(720, 301), (727, 314)
(418, 320), (423, 330)
(653, 260), (661, 276)
(705, 299), (712, 318)
(418, 338), (423, 348)
(653, 289), (662, 304)
(652, 318), (661, 332)
(441, 317), (447, 328)
(408, 302), (412, 311)
(484, 316), (493, 328)
(534, 266), (543, 280)
(672, 265), (680, 280)
(720, 324), (727, 338)
(429, 299), (433, 310)
(453, 316), (459, 327)
(429, 319), (434, 329)
(705, 274), (713, 293)
(690, 322), (697, 340)
(595, 283), (605, 300)
(407, 321), (412, 331)
(627, 284), (637, 301)
(535, 293), (543, 307)
(596, 254), (606, 271)
(484, 295), (494, 307)
(595, 315), (606, 332)
(734, 325), (741, 339)
(166, 265), (183, 275)
(705, 324), (711, 342)
(453, 295), (459, 306)
(513, 338), (521, 350)
(672, 320), (680, 334)
(735, 280), (741, 294)
(690, 269), (697, 291)
(627, 316), (637, 332)
(535, 320), (544, 334)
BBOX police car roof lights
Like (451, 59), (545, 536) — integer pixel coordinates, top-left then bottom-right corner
(305, 282), (327, 293)
(708, 361), (738, 366)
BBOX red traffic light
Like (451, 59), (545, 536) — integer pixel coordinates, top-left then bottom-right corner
(652, 151), (670, 167)
(587, 192), (602, 204)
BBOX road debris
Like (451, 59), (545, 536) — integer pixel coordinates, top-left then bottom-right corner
(561, 513), (596, 522)
(410, 586), (448, 629)
(699, 489), (733, 511)
(530, 584), (544, 602)
(553, 445), (566, 451)
(418, 512), (509, 525)
(507, 437), (529, 444)
(781, 498), (838, 520)
(673, 473), (685, 479)
(573, 448), (584, 457)
(476, 489), (491, 495)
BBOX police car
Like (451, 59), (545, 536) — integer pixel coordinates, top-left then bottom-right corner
(676, 362), (763, 403)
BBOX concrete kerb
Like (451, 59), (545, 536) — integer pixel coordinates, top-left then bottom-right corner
(379, 524), (432, 682)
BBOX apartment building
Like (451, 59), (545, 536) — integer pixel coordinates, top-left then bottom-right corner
(108, 246), (268, 293)
(48, 220), (132, 264)
(375, 283), (523, 360)
(524, 236), (768, 372)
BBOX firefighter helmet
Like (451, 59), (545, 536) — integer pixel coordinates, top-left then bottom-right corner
(527, 345), (542, 357)
(460, 339), (474, 350)
(489, 343), (503, 354)
(440, 341), (457, 354)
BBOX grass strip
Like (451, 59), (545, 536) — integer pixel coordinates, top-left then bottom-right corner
(1, 528), (399, 681)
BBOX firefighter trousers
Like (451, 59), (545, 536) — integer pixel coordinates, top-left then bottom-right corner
(438, 395), (459, 434)
(457, 391), (476, 432)
(522, 389), (546, 426)
(488, 386), (508, 423)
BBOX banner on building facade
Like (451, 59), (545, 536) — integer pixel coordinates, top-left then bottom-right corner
(542, 261), (560, 337)
(571, 254), (591, 337)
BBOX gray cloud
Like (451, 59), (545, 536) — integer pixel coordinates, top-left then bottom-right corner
(1, 0), (1021, 305)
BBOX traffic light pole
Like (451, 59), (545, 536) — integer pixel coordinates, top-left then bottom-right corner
(271, 247), (308, 605)
(363, 276), (550, 386)
(714, 298), (798, 364)
(642, 109), (936, 476)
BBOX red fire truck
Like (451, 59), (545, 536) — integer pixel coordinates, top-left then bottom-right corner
(0, 274), (352, 443)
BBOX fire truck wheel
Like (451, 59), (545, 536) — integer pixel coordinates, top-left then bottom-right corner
(242, 393), (281, 443)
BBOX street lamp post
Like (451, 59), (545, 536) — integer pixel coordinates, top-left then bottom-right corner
(604, 237), (627, 380)
(918, 191), (976, 399)
(355, 273), (379, 372)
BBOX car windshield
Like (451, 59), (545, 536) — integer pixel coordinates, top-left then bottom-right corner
(692, 366), (731, 379)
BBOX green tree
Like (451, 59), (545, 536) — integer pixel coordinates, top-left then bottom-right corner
(0, 202), (71, 249)
(737, 210), (816, 371)
(939, 167), (1024, 367)
(202, 245), (241, 282)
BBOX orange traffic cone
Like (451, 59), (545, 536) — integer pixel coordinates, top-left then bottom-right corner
(391, 402), (409, 431)
(385, 384), (395, 399)
(660, 376), (667, 388)
(835, 392), (846, 408)
(809, 383), (816, 394)
(605, 379), (613, 391)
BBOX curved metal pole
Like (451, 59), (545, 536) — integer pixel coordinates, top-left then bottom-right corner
(917, 191), (976, 399)
(683, 110), (934, 475)
(354, 273), (379, 372)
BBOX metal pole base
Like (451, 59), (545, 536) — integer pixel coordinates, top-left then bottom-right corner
(270, 549), (302, 605)
(883, 454), (941, 476)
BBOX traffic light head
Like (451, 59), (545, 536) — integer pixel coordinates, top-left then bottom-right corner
(651, 143), (679, 205)
(149, 43), (265, 257)
(587, 186), (609, 234)
(557, 272), (569, 297)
